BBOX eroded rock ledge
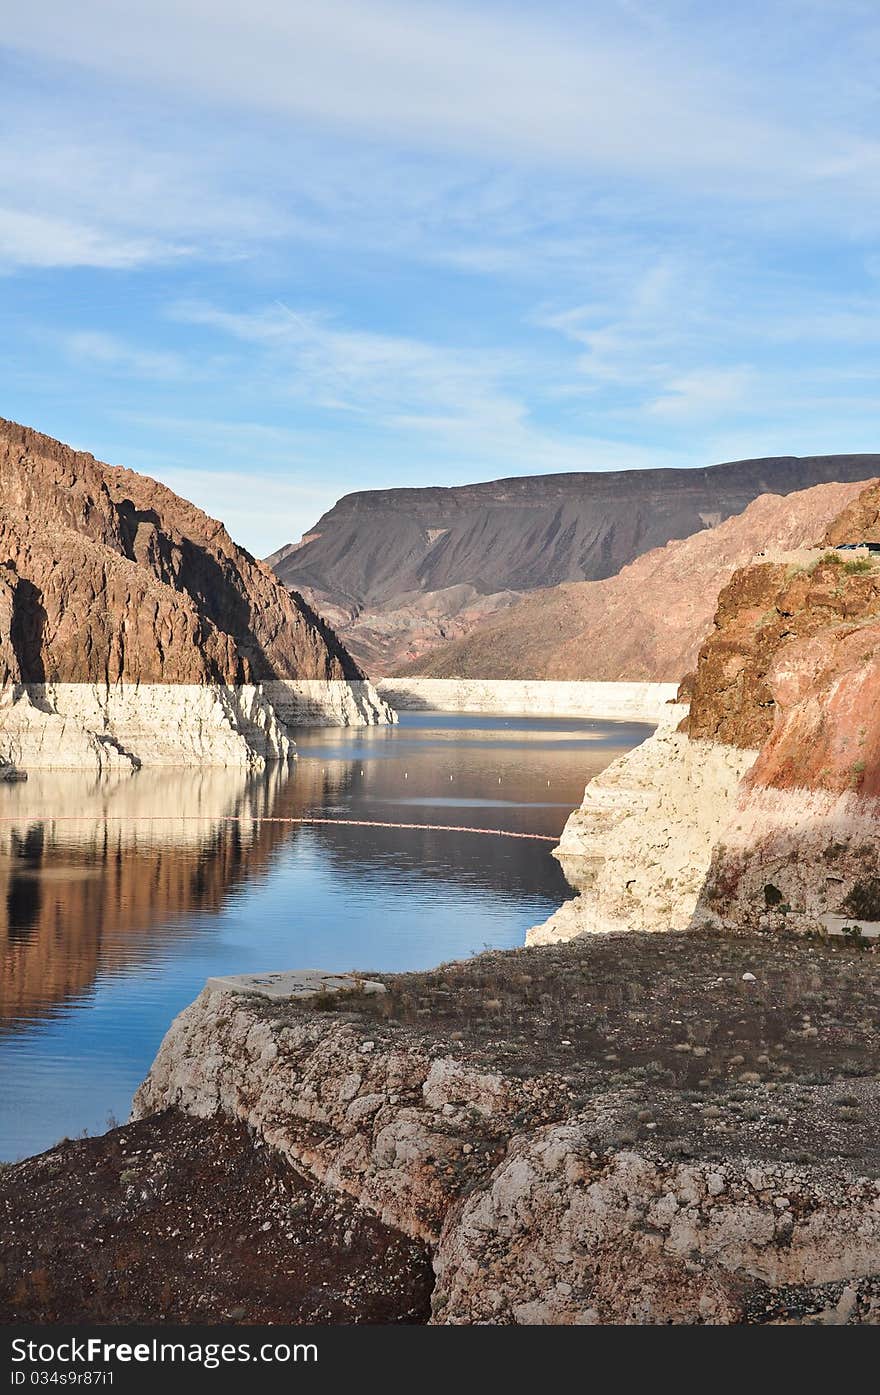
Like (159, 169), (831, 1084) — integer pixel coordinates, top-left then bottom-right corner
(0, 679), (393, 771)
(527, 706), (757, 943)
(133, 935), (880, 1324)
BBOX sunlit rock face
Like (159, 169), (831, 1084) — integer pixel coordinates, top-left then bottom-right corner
(533, 477), (880, 942)
(0, 419), (392, 769)
(396, 480), (871, 682)
(684, 525), (880, 932)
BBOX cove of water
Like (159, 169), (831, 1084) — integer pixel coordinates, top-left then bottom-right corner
(0, 713), (651, 1160)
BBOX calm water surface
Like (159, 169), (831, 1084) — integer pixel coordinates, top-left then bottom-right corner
(0, 713), (650, 1159)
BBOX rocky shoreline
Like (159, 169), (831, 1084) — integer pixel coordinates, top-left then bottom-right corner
(6, 931), (878, 1325)
(7, 474), (880, 1324)
(0, 678), (393, 773)
(377, 678), (676, 721)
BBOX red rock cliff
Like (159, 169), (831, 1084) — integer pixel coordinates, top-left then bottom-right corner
(0, 419), (362, 686)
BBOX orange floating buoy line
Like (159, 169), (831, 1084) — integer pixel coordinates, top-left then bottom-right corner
(0, 814), (558, 843)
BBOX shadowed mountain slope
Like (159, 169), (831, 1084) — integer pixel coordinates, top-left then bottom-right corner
(396, 479), (872, 681)
(267, 455), (880, 673)
(0, 418), (361, 685)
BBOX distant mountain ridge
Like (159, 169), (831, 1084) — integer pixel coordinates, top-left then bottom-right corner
(398, 479), (872, 682)
(267, 454), (880, 673)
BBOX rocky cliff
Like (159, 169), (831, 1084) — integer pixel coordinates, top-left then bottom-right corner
(398, 480), (870, 680)
(267, 458), (880, 672)
(532, 477), (880, 943)
(686, 493), (880, 932)
(130, 934), (880, 1324)
(0, 419), (392, 769)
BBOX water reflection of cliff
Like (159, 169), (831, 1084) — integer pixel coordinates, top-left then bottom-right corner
(0, 768), (299, 1023)
(286, 725), (630, 900)
(0, 725), (633, 1025)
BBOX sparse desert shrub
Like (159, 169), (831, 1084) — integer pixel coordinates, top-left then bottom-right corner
(841, 878), (880, 920)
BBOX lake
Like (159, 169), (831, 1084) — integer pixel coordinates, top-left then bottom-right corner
(0, 712), (651, 1160)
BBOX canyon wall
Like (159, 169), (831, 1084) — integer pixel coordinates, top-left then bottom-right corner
(398, 481), (870, 682)
(686, 529), (880, 935)
(533, 487), (880, 942)
(268, 462), (880, 672)
(0, 419), (392, 769)
(527, 706), (757, 942)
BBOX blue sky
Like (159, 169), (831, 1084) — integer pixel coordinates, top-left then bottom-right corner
(3, 1), (880, 556)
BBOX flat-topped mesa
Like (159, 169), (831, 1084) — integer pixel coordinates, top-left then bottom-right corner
(0, 419), (393, 770)
(268, 459), (880, 673)
(530, 474), (880, 943)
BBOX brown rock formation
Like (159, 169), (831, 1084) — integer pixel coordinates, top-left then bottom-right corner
(685, 549), (880, 771)
(396, 481), (870, 681)
(668, 479), (880, 930)
(0, 418), (360, 686)
(268, 456), (880, 673)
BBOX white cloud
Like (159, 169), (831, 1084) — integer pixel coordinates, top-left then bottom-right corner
(3, 0), (877, 201)
(57, 330), (189, 380)
(646, 367), (756, 422)
(0, 208), (184, 271)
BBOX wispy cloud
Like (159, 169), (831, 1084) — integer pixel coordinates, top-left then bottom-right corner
(0, 208), (185, 272)
(167, 298), (679, 476)
(56, 330), (189, 380)
(4, 0), (875, 200)
(3, 2), (880, 556)
(646, 367), (756, 422)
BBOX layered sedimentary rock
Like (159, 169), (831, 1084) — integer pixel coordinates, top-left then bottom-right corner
(0, 419), (392, 769)
(533, 478), (880, 943)
(686, 522), (880, 933)
(399, 481), (870, 681)
(267, 461), (880, 672)
(434, 1123), (880, 1325)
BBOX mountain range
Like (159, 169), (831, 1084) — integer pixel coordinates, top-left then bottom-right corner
(266, 455), (880, 674)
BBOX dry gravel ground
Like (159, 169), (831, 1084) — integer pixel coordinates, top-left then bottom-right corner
(0, 1112), (432, 1324)
(3, 928), (880, 1324)
(305, 929), (880, 1143)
